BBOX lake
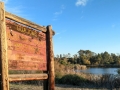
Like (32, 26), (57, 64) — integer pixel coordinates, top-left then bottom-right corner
(79, 67), (120, 75)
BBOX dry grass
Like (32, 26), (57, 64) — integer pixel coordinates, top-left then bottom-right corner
(10, 84), (43, 90)
(10, 84), (118, 90)
(9, 61), (120, 90)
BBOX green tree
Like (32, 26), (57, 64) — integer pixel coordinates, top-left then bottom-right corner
(101, 51), (111, 64)
(78, 50), (94, 65)
(73, 54), (78, 64)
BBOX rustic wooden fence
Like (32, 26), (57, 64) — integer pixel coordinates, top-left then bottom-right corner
(0, 2), (55, 90)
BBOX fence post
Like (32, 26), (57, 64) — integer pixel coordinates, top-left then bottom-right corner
(0, 2), (9, 90)
(46, 25), (55, 90)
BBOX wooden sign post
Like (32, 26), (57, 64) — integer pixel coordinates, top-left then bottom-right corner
(0, 2), (55, 90)
(47, 25), (55, 90)
(0, 2), (9, 90)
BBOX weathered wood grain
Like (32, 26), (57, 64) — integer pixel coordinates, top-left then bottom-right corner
(0, 2), (9, 90)
(5, 11), (47, 32)
(9, 74), (48, 82)
(0, 2), (55, 90)
(6, 19), (47, 70)
(47, 25), (55, 90)
(5, 12), (55, 35)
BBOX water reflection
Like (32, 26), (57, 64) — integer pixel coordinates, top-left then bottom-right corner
(79, 68), (120, 75)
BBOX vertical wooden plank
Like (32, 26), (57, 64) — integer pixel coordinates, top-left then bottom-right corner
(0, 2), (9, 90)
(46, 25), (55, 90)
(43, 26), (49, 90)
(43, 79), (48, 90)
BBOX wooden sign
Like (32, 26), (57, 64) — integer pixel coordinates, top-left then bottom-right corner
(0, 2), (55, 90)
(6, 19), (47, 70)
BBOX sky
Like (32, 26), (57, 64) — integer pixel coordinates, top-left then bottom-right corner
(1, 0), (120, 56)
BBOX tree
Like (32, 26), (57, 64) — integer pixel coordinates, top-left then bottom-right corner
(60, 54), (62, 59)
(90, 53), (102, 65)
(102, 51), (111, 64)
(73, 54), (78, 64)
(68, 53), (71, 58)
(78, 50), (94, 65)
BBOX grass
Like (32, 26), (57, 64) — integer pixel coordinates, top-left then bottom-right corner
(10, 84), (43, 90)
(9, 61), (120, 90)
(55, 73), (120, 89)
(9, 73), (120, 90)
(10, 83), (114, 90)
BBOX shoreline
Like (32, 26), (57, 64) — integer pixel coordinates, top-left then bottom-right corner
(86, 64), (120, 68)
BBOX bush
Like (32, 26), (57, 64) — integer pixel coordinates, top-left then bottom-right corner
(55, 71), (63, 84)
(117, 69), (120, 74)
(59, 74), (87, 86)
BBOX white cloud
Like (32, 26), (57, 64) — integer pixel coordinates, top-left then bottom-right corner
(6, 6), (29, 20)
(0, 0), (27, 18)
(6, 6), (21, 14)
(1, 0), (28, 19)
(75, 0), (88, 6)
(80, 16), (84, 19)
(61, 5), (65, 9)
(0, 0), (24, 17)
(53, 5), (65, 21)
(54, 10), (62, 15)
(57, 30), (66, 35)
(56, 33), (60, 35)
(0, 0), (8, 4)
(112, 24), (115, 28)
(59, 37), (62, 39)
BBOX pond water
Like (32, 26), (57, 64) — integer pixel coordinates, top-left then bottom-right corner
(79, 68), (120, 75)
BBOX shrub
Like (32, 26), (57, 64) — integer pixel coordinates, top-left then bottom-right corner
(55, 71), (63, 84)
(59, 74), (86, 86)
(117, 69), (120, 74)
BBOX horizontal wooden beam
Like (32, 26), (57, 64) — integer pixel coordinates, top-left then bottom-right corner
(5, 11), (47, 32)
(9, 74), (48, 82)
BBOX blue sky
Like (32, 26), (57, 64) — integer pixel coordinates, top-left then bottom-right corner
(1, 0), (120, 56)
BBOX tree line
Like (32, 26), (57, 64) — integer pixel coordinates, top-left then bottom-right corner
(54, 50), (120, 66)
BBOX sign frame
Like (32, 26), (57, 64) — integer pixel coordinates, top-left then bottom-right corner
(0, 2), (55, 90)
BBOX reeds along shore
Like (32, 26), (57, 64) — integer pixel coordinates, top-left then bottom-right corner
(55, 61), (120, 89)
